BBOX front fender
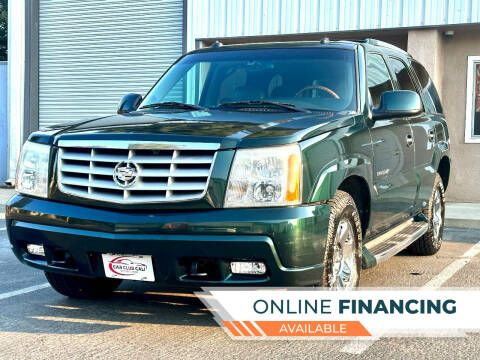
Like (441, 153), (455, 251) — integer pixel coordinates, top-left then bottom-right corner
(308, 157), (373, 202)
(299, 122), (374, 203)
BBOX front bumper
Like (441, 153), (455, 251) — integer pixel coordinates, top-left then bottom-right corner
(6, 195), (330, 286)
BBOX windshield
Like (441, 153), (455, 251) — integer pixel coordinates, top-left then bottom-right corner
(140, 48), (357, 112)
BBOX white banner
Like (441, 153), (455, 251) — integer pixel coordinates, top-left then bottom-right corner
(196, 288), (480, 340)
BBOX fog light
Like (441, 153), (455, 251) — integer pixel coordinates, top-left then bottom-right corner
(230, 261), (266, 275)
(26, 244), (45, 257)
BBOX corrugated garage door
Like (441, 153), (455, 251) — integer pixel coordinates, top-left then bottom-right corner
(39, 0), (184, 129)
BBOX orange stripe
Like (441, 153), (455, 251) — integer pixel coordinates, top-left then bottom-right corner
(239, 321), (257, 336)
(255, 321), (371, 337)
(222, 321), (242, 337)
(244, 321), (263, 336)
(232, 321), (251, 336)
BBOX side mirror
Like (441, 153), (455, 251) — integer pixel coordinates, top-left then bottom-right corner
(117, 93), (143, 114)
(372, 90), (422, 121)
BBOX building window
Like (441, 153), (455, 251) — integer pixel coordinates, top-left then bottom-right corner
(465, 56), (480, 143)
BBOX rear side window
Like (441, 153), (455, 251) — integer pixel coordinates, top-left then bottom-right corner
(411, 61), (443, 114)
(366, 53), (394, 108)
(389, 58), (417, 92)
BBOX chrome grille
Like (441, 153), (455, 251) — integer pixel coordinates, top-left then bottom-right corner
(57, 140), (219, 203)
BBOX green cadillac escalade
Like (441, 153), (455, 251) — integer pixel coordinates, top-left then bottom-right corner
(6, 39), (450, 297)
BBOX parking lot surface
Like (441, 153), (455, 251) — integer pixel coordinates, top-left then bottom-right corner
(0, 212), (479, 359)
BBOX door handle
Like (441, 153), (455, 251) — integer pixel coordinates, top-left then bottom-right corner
(406, 134), (414, 147)
(428, 129), (435, 142)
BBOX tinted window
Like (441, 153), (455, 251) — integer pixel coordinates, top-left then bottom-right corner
(140, 48), (358, 113)
(389, 58), (417, 92)
(367, 53), (394, 107)
(473, 62), (480, 136)
(412, 61), (443, 114)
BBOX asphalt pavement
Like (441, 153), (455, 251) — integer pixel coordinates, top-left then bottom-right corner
(1, 202), (480, 359)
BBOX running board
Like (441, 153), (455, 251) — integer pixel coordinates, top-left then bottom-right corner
(363, 217), (429, 267)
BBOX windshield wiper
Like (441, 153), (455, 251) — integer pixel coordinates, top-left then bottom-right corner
(139, 102), (206, 111)
(217, 101), (307, 113)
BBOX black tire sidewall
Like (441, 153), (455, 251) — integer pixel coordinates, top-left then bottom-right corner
(429, 176), (445, 248)
(45, 271), (122, 299)
(322, 192), (362, 288)
(408, 174), (445, 255)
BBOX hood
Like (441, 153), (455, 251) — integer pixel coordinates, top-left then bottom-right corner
(39, 109), (357, 149)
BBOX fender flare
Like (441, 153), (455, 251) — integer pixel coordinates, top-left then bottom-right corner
(309, 156), (374, 203)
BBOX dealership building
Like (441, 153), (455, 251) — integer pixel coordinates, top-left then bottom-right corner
(7, 0), (480, 202)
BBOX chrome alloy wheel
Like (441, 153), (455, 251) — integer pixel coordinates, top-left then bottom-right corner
(331, 218), (358, 289)
(432, 188), (443, 242)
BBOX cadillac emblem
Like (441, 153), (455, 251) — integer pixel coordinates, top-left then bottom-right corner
(113, 162), (139, 188)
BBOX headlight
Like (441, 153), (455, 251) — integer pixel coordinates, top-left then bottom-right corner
(224, 144), (302, 208)
(15, 141), (51, 198)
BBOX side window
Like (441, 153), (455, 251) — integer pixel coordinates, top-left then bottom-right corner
(389, 58), (417, 92)
(366, 53), (394, 108)
(412, 61), (443, 114)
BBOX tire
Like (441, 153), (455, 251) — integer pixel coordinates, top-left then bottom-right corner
(322, 190), (363, 289)
(408, 173), (445, 255)
(45, 272), (122, 299)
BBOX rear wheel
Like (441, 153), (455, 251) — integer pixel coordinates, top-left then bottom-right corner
(322, 190), (362, 289)
(45, 272), (122, 299)
(408, 173), (445, 255)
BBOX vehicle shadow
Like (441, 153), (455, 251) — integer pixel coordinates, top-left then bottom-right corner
(394, 227), (478, 257)
(0, 282), (217, 335)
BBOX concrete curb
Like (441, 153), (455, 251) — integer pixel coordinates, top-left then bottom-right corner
(445, 218), (480, 230)
(445, 203), (480, 229)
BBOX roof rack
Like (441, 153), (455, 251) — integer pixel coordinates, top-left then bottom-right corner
(331, 38), (408, 54)
(210, 41), (223, 48)
(363, 38), (408, 54)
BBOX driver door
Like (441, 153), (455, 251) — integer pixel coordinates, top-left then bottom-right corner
(366, 53), (417, 234)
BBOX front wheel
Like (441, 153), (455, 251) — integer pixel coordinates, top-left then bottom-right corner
(45, 272), (122, 299)
(322, 190), (363, 289)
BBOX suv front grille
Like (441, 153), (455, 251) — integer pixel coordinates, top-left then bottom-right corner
(57, 140), (218, 203)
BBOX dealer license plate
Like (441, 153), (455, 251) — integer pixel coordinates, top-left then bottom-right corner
(102, 254), (155, 282)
